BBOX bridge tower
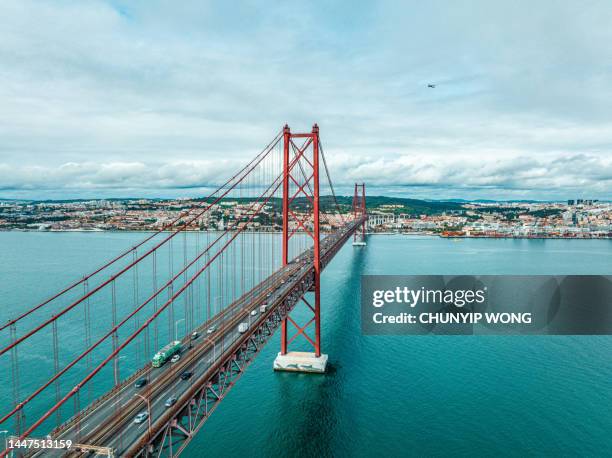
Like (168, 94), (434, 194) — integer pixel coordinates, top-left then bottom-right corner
(273, 123), (328, 373)
(352, 183), (367, 246)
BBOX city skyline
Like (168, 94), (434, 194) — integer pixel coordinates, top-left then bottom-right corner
(2, 196), (609, 239)
(1, 1), (611, 200)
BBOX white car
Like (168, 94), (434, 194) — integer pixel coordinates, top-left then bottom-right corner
(206, 326), (216, 334)
(170, 354), (180, 363)
(250, 310), (258, 316)
(134, 412), (149, 424)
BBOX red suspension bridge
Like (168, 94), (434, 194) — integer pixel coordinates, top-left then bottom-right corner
(0, 124), (367, 457)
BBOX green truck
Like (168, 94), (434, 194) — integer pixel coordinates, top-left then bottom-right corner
(152, 340), (182, 368)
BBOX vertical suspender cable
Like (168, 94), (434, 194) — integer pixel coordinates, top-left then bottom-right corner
(152, 250), (158, 352)
(168, 238), (174, 341)
(52, 319), (60, 427)
(10, 323), (21, 435)
(133, 249), (140, 367)
(83, 277), (92, 404)
(111, 279), (119, 386)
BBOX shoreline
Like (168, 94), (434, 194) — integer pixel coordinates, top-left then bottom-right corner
(0, 229), (609, 240)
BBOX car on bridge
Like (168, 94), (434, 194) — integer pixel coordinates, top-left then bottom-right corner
(165, 396), (178, 407)
(238, 322), (248, 333)
(134, 412), (148, 424)
(134, 378), (147, 388)
(250, 309), (258, 316)
(180, 371), (193, 380)
(170, 354), (181, 363)
(206, 325), (216, 334)
(191, 331), (200, 340)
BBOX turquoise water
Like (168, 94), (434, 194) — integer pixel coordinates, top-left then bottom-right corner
(1, 233), (611, 456)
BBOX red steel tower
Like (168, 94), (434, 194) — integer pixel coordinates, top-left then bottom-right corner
(352, 183), (367, 246)
(274, 123), (328, 372)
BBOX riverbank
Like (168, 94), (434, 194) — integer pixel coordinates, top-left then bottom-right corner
(2, 228), (609, 239)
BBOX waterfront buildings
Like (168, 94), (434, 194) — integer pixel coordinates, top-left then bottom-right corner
(0, 198), (610, 238)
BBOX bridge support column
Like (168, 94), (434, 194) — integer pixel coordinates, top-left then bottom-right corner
(280, 124), (290, 356)
(352, 183), (367, 246)
(275, 123), (328, 373)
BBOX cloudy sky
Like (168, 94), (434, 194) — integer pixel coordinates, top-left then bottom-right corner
(1, 0), (611, 201)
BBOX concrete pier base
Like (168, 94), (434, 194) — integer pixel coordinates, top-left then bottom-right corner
(273, 351), (328, 373)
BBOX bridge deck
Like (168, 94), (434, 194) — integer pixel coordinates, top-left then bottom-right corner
(39, 218), (365, 457)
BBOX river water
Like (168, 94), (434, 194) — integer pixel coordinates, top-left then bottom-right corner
(1, 233), (610, 456)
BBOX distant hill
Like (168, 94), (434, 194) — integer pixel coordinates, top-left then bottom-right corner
(193, 195), (464, 215)
(2, 195), (465, 216)
(332, 195), (464, 215)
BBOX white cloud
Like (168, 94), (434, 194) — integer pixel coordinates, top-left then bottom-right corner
(1, 152), (609, 201)
(0, 159), (239, 191)
(0, 0), (611, 200)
